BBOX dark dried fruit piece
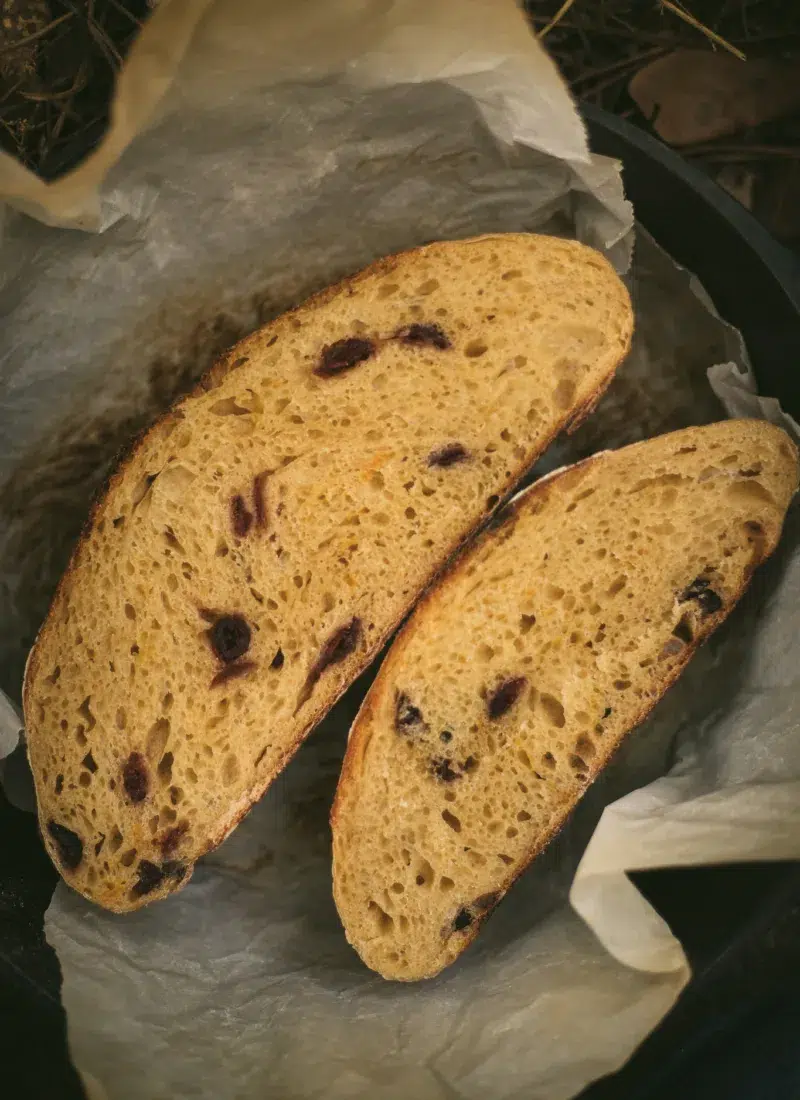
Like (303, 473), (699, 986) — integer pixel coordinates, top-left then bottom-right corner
(487, 676), (527, 719)
(315, 338), (375, 378)
(395, 323), (451, 350)
(453, 907), (473, 932)
(679, 576), (723, 616)
(298, 618), (362, 708)
(162, 860), (187, 882)
(395, 692), (425, 732)
(270, 648), (285, 670)
(160, 822), (189, 858)
(431, 757), (460, 783)
(210, 615), (251, 663)
(123, 752), (149, 804)
(231, 494), (254, 538)
(131, 858), (186, 898)
(428, 443), (469, 468)
(131, 860), (164, 897)
(55, 774), (64, 795)
(47, 821), (83, 870)
(210, 660), (257, 688)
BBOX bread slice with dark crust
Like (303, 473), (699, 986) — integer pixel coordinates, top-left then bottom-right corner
(331, 420), (798, 980)
(23, 232), (632, 912)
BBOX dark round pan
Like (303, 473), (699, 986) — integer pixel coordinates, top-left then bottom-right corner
(581, 104), (800, 1100)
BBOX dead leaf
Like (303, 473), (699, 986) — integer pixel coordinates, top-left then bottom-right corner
(629, 50), (800, 146)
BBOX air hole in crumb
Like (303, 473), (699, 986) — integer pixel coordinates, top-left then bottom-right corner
(222, 754), (240, 787)
(520, 613), (536, 634)
(607, 575), (627, 597)
(367, 900), (393, 934)
(124, 603), (136, 621)
(576, 735), (596, 759)
(540, 693), (565, 728)
(727, 479), (775, 506)
(464, 339), (488, 358)
(120, 849), (137, 867)
(440, 876), (455, 891)
(414, 856), (434, 886)
(147, 718), (171, 762)
(553, 378), (576, 409)
(157, 752), (174, 785)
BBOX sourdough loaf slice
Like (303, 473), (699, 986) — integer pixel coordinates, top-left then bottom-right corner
(23, 233), (632, 912)
(331, 420), (798, 980)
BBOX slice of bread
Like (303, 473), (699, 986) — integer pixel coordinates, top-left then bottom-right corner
(331, 420), (798, 980)
(23, 233), (632, 912)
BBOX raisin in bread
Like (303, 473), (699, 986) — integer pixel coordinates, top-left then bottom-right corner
(332, 420), (799, 980)
(23, 233), (632, 912)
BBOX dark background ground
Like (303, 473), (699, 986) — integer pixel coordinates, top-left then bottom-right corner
(0, 0), (798, 246)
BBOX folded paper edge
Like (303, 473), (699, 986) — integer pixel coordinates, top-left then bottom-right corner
(0, 0), (215, 228)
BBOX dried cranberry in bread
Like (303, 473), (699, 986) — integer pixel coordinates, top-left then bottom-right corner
(24, 233), (632, 911)
(331, 420), (798, 980)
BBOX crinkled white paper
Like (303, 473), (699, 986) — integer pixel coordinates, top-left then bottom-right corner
(0, 3), (798, 1099)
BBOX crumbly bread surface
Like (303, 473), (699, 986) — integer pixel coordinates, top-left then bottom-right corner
(23, 233), (632, 911)
(332, 420), (798, 980)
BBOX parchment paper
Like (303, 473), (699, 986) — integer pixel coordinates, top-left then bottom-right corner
(0, 4), (798, 1099)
